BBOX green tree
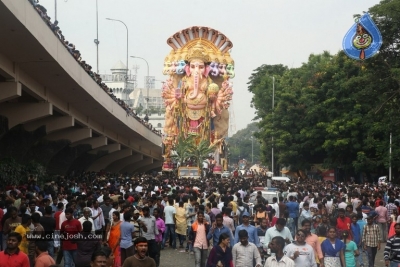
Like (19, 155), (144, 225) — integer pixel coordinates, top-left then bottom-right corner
(187, 140), (215, 170)
(0, 158), (49, 185)
(227, 122), (260, 165)
(248, 48), (400, 179)
(171, 135), (193, 166)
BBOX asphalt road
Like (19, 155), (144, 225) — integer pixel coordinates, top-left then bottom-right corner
(159, 244), (388, 267)
(55, 241), (388, 266)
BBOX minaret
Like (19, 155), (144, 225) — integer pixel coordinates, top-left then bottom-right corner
(110, 60), (134, 101)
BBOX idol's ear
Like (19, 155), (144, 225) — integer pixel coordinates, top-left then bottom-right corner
(185, 65), (191, 76)
(204, 65), (211, 77)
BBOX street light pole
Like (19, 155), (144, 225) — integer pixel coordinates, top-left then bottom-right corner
(130, 56), (149, 113)
(106, 18), (128, 85)
(251, 136), (254, 164)
(54, 0), (57, 21)
(389, 132), (392, 181)
(272, 76), (275, 175)
(94, 0), (100, 73)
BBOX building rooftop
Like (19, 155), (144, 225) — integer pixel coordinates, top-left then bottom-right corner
(111, 60), (127, 70)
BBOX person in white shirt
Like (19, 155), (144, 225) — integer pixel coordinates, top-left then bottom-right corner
(57, 193), (68, 211)
(135, 185), (143, 193)
(300, 203), (312, 225)
(325, 196), (333, 214)
(265, 236), (295, 267)
(232, 229), (262, 267)
(90, 200), (105, 234)
(78, 207), (95, 232)
(108, 202), (118, 223)
(217, 197), (225, 211)
(351, 195), (361, 212)
(271, 197), (279, 218)
(338, 197), (348, 210)
(264, 218), (293, 248)
(284, 229), (317, 267)
(162, 198), (176, 249)
(238, 189), (247, 200)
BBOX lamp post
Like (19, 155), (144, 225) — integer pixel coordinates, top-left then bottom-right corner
(389, 132), (392, 181)
(94, 0), (99, 73)
(130, 56), (149, 113)
(272, 76), (275, 175)
(54, 0), (57, 21)
(106, 18), (128, 82)
(251, 136), (254, 164)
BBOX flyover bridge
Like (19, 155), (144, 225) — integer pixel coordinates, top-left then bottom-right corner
(0, 0), (163, 175)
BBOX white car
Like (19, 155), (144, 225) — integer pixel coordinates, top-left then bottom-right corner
(221, 171), (231, 178)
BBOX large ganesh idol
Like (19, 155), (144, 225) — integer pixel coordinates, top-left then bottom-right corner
(161, 26), (234, 167)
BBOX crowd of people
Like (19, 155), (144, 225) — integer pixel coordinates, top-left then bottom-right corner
(27, 0), (161, 136)
(0, 171), (399, 267)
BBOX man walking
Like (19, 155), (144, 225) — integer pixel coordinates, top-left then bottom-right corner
(234, 211), (259, 247)
(207, 214), (234, 248)
(301, 219), (323, 266)
(120, 212), (135, 264)
(232, 230), (262, 267)
(384, 223), (400, 267)
(122, 237), (156, 267)
(265, 236), (294, 267)
(90, 200), (105, 236)
(60, 208), (82, 267)
(0, 232), (29, 267)
(375, 200), (389, 242)
(78, 207), (95, 232)
(140, 206), (159, 262)
(162, 198), (176, 250)
(286, 196), (299, 236)
(264, 218), (293, 248)
(362, 215), (381, 267)
(189, 211), (210, 267)
(153, 208), (165, 267)
(185, 196), (196, 253)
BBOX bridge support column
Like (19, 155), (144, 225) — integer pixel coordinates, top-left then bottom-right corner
(0, 82), (21, 102)
(45, 128), (92, 143)
(135, 161), (162, 173)
(87, 149), (132, 172)
(0, 103), (52, 128)
(106, 154), (144, 173)
(121, 157), (153, 173)
(24, 116), (74, 133)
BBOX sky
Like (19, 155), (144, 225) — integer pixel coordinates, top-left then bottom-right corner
(39, 0), (381, 132)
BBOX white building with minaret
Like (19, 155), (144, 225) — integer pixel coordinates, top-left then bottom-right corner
(100, 61), (166, 133)
(100, 60), (146, 109)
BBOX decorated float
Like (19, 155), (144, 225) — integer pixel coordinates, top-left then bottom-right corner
(161, 26), (234, 174)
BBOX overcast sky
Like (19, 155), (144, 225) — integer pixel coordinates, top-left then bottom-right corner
(39, 0), (381, 132)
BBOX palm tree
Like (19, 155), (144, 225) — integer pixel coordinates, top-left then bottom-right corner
(187, 139), (216, 170)
(170, 135), (193, 167)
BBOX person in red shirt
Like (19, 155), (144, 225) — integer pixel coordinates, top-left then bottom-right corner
(0, 232), (29, 267)
(336, 208), (352, 240)
(60, 208), (82, 267)
(375, 195), (382, 208)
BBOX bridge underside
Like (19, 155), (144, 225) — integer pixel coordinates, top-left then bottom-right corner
(0, 114), (161, 175)
(0, 1), (162, 175)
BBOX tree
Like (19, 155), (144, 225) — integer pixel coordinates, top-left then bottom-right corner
(227, 122), (261, 165)
(187, 139), (216, 170)
(170, 135), (193, 166)
(0, 158), (49, 185)
(248, 47), (400, 180)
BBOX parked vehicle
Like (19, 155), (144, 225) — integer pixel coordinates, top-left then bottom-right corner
(249, 187), (282, 204)
(271, 176), (291, 182)
(221, 171), (231, 178)
(178, 167), (201, 179)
